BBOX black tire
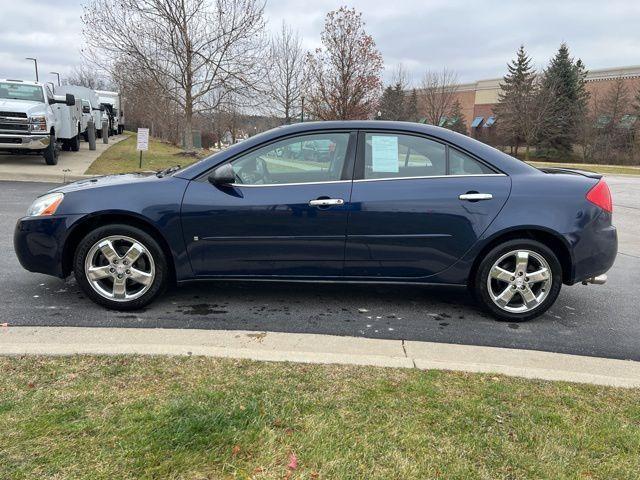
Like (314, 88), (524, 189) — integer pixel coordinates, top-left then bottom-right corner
(43, 134), (58, 165)
(82, 131), (89, 142)
(73, 224), (168, 310)
(473, 239), (562, 322)
(70, 134), (80, 152)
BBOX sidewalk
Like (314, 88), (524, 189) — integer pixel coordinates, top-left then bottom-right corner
(0, 134), (127, 183)
(2, 326), (639, 388)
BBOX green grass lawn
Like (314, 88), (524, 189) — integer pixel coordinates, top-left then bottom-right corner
(527, 160), (640, 176)
(86, 133), (207, 175)
(2, 356), (639, 479)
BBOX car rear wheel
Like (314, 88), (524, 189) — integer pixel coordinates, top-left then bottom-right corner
(73, 225), (167, 310)
(474, 239), (562, 322)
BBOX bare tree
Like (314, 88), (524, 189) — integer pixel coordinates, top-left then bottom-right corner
(265, 21), (303, 124)
(63, 64), (112, 90)
(419, 68), (459, 126)
(82, 0), (266, 149)
(519, 77), (563, 161)
(305, 7), (384, 120)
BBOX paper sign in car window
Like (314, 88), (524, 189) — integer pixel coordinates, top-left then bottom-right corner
(371, 135), (399, 172)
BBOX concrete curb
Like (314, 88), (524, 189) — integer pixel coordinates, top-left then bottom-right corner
(1, 326), (639, 388)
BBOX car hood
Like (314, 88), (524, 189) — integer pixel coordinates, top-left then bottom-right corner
(49, 173), (159, 194)
(0, 98), (46, 116)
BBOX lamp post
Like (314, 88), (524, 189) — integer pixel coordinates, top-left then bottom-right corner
(301, 95), (305, 123)
(50, 71), (61, 86)
(25, 57), (38, 82)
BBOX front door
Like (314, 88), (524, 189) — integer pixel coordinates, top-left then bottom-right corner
(345, 131), (511, 280)
(181, 131), (356, 277)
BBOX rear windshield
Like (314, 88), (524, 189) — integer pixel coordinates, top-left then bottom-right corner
(0, 82), (44, 102)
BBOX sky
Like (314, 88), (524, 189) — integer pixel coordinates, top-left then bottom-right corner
(2, 0), (639, 87)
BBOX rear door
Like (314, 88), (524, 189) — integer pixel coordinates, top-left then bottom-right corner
(345, 131), (511, 279)
(181, 131), (356, 277)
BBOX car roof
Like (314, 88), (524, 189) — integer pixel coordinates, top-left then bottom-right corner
(177, 121), (538, 180)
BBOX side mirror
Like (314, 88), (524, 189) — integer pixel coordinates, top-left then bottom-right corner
(65, 94), (75, 106)
(83, 106), (91, 114)
(208, 164), (236, 186)
(100, 105), (105, 111)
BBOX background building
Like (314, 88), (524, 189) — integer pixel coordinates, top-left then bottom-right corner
(453, 65), (640, 134)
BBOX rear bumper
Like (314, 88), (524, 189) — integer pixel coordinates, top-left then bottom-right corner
(0, 133), (49, 151)
(14, 214), (84, 278)
(566, 214), (617, 285)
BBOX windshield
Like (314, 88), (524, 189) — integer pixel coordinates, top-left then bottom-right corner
(0, 82), (44, 102)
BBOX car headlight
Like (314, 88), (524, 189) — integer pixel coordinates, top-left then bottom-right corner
(27, 192), (64, 217)
(29, 115), (47, 133)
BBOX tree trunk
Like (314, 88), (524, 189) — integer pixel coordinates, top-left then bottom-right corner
(184, 101), (193, 150)
(524, 144), (530, 162)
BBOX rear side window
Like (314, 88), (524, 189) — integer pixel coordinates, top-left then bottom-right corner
(449, 148), (494, 175)
(363, 132), (494, 179)
(364, 133), (446, 179)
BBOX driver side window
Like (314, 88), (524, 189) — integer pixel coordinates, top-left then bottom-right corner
(230, 133), (351, 185)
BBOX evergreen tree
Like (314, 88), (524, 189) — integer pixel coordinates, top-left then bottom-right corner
(446, 99), (467, 135)
(493, 45), (536, 156)
(405, 88), (419, 122)
(378, 82), (405, 120)
(539, 43), (589, 154)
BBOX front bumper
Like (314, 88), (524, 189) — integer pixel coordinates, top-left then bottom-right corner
(14, 214), (84, 278)
(0, 133), (49, 151)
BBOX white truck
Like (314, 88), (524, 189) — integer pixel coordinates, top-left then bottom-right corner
(57, 85), (104, 140)
(0, 79), (82, 165)
(96, 90), (125, 135)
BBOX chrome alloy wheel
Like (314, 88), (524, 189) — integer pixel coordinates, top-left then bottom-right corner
(487, 249), (552, 313)
(84, 235), (155, 302)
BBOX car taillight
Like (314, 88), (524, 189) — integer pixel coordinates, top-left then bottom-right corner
(586, 179), (612, 213)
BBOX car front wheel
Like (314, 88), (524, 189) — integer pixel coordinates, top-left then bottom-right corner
(474, 239), (562, 322)
(73, 224), (168, 310)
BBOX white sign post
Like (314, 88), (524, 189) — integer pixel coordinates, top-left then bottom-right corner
(136, 128), (149, 168)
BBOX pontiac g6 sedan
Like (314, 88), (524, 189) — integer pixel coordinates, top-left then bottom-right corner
(14, 121), (617, 321)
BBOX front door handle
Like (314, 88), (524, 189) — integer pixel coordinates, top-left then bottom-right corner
(309, 198), (344, 207)
(459, 193), (493, 201)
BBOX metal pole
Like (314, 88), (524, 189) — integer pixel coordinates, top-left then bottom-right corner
(301, 96), (305, 123)
(139, 151), (142, 169)
(50, 72), (60, 86)
(87, 119), (96, 150)
(25, 58), (38, 82)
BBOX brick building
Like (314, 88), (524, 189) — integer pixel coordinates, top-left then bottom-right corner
(452, 65), (640, 134)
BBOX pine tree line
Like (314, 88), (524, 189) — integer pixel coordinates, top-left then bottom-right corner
(495, 43), (640, 164)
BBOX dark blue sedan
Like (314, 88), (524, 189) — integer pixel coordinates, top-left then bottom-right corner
(14, 121), (617, 321)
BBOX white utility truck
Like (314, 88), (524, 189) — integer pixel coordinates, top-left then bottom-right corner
(96, 90), (125, 135)
(0, 79), (81, 165)
(57, 85), (104, 140)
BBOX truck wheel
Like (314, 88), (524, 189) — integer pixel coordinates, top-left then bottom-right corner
(70, 134), (80, 152)
(43, 134), (58, 165)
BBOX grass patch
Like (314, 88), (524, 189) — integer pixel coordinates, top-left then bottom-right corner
(527, 160), (640, 176)
(86, 132), (207, 175)
(1, 356), (640, 479)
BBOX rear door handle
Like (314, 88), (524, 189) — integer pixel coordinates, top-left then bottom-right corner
(309, 198), (344, 207)
(459, 193), (493, 201)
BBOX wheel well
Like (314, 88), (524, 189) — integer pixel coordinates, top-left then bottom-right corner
(62, 213), (176, 284)
(468, 229), (572, 286)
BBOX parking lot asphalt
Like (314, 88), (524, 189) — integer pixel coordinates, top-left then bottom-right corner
(2, 177), (639, 361)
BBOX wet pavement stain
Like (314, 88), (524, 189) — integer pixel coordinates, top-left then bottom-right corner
(181, 304), (228, 316)
(508, 323), (520, 329)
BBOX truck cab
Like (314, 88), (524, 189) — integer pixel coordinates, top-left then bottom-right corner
(0, 79), (78, 165)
